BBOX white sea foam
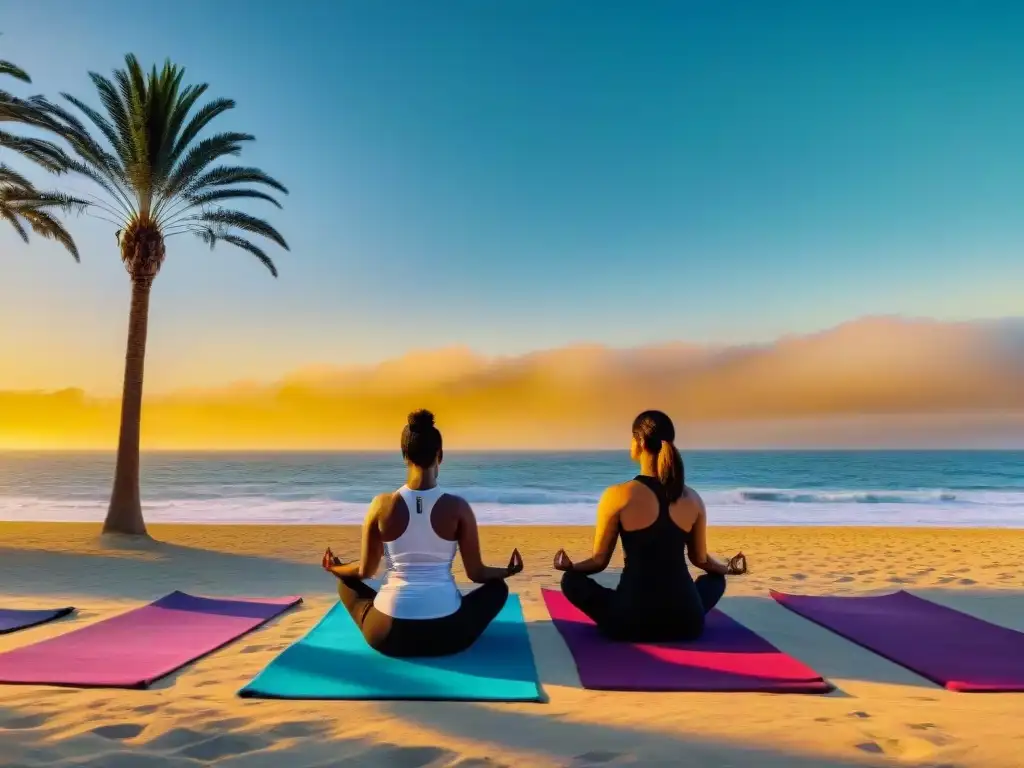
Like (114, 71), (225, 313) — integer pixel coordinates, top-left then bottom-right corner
(1, 488), (1023, 527)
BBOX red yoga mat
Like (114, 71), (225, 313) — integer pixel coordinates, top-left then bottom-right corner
(542, 589), (831, 693)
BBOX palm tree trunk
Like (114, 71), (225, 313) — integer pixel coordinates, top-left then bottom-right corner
(102, 276), (152, 536)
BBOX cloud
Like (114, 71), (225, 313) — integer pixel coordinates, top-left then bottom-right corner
(2, 316), (1023, 449)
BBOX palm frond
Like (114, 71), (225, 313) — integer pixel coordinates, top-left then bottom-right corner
(0, 49), (81, 256)
(193, 228), (278, 277)
(187, 165), (289, 195)
(160, 131), (253, 200)
(0, 129), (74, 173)
(61, 92), (126, 160)
(15, 205), (81, 261)
(168, 95), (231, 167)
(186, 188), (282, 209)
(0, 205), (29, 241)
(0, 59), (30, 83)
(0, 163), (32, 189)
(193, 208), (289, 250)
(0, 183), (84, 260)
(1, 187), (88, 212)
(14, 53), (287, 274)
(41, 96), (133, 187)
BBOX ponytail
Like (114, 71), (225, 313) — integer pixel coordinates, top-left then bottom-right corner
(657, 439), (685, 503)
(632, 410), (685, 501)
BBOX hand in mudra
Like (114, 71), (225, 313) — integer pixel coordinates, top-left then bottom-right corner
(506, 548), (524, 576)
(553, 548), (573, 572)
(321, 547), (343, 571)
(727, 552), (748, 575)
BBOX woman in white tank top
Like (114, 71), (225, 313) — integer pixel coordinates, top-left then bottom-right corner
(321, 410), (524, 657)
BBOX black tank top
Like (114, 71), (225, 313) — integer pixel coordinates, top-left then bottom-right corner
(617, 475), (693, 598)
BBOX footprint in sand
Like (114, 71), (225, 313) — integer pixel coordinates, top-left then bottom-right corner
(177, 732), (272, 762)
(204, 717), (249, 731)
(571, 751), (623, 765)
(239, 644), (272, 654)
(791, 573), (807, 581)
(907, 723), (953, 747)
(0, 713), (50, 730)
(835, 576), (854, 583)
(147, 727), (210, 751)
(855, 742), (884, 755)
(66, 754), (199, 768)
(268, 721), (323, 739)
(91, 723), (146, 740)
(958, 578), (977, 586)
(848, 711), (871, 719)
(342, 745), (454, 767)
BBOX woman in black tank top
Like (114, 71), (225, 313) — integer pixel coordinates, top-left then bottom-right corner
(552, 410), (747, 642)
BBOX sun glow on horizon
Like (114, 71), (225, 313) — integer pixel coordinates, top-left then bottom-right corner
(2, 316), (1023, 451)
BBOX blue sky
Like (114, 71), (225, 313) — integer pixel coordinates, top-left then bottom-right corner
(2, 1), (1024, 393)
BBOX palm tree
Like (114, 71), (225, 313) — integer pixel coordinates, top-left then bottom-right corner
(37, 54), (289, 536)
(1, 53), (81, 257)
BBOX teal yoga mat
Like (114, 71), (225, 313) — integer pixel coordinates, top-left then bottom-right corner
(239, 595), (542, 701)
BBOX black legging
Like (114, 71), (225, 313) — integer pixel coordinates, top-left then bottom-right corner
(335, 576), (509, 657)
(560, 569), (726, 642)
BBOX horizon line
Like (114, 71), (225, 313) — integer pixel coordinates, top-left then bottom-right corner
(2, 447), (1023, 454)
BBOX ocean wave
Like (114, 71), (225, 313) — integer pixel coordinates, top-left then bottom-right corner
(724, 489), (960, 505)
(71, 484), (601, 506)
(2, 488), (1024, 527)
(702, 488), (1024, 507)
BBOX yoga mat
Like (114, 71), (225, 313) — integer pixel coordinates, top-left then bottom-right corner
(543, 589), (831, 693)
(0, 606), (75, 635)
(0, 591), (301, 688)
(771, 590), (1024, 692)
(240, 595), (542, 701)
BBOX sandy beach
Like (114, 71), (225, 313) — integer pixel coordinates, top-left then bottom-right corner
(1, 523), (1023, 767)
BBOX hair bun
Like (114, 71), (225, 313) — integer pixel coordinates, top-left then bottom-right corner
(407, 409), (436, 431)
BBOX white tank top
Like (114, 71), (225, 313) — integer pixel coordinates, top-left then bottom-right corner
(373, 485), (461, 620)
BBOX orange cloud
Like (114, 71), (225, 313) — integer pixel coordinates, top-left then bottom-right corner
(2, 316), (1023, 450)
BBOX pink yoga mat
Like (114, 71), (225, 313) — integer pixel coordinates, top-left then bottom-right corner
(543, 589), (831, 692)
(0, 591), (301, 689)
(772, 590), (1024, 692)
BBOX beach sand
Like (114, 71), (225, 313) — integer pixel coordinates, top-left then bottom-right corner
(1, 523), (1023, 767)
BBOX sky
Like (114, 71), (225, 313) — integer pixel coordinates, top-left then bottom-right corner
(2, 1), (1024, 399)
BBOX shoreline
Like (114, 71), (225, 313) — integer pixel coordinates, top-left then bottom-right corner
(4, 521), (1024, 531)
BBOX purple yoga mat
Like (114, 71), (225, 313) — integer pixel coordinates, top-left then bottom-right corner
(542, 589), (831, 693)
(0, 591), (301, 688)
(772, 590), (1024, 692)
(0, 607), (74, 635)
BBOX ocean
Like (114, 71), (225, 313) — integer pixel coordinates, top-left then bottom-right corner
(1, 450), (1022, 527)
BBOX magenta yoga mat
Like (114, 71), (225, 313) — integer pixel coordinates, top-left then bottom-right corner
(772, 590), (1024, 692)
(542, 589), (831, 693)
(0, 591), (301, 689)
